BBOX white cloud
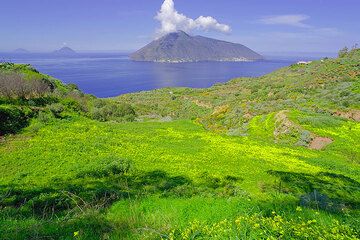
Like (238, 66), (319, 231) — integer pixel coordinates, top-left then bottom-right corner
(258, 14), (311, 28)
(155, 0), (231, 37)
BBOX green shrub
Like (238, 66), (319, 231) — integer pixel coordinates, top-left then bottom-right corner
(296, 130), (313, 147)
(37, 111), (54, 124)
(61, 98), (84, 112)
(26, 96), (59, 106)
(91, 101), (136, 122)
(0, 105), (32, 135)
(66, 83), (79, 91)
(48, 103), (64, 118)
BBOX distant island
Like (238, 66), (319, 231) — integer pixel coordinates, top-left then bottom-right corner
(53, 47), (77, 55)
(13, 48), (30, 54)
(130, 31), (263, 63)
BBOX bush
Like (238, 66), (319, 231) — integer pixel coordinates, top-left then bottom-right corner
(48, 103), (64, 118)
(0, 72), (52, 99)
(91, 101), (136, 122)
(66, 83), (79, 91)
(37, 111), (54, 124)
(296, 130), (312, 147)
(60, 98), (79, 110)
(0, 105), (32, 135)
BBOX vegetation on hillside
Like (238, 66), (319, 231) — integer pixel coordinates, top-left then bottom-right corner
(119, 48), (360, 133)
(0, 63), (136, 135)
(0, 48), (359, 239)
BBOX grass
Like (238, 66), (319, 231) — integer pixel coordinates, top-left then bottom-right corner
(3, 117), (357, 187)
(0, 49), (359, 239)
(1, 114), (359, 239)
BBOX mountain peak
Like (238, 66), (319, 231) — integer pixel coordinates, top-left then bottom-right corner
(175, 30), (189, 35)
(160, 31), (191, 41)
(165, 30), (189, 35)
(53, 47), (77, 55)
(131, 33), (263, 63)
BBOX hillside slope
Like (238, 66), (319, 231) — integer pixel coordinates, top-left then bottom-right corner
(121, 49), (360, 133)
(0, 49), (359, 239)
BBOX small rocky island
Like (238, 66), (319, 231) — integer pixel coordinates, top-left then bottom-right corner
(130, 31), (263, 63)
(13, 48), (30, 54)
(53, 47), (77, 55)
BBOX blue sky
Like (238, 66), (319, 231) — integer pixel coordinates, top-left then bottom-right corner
(0, 0), (359, 53)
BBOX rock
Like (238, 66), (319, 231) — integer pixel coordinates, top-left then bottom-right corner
(309, 137), (333, 150)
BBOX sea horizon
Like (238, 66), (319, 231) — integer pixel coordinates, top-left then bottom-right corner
(0, 52), (329, 98)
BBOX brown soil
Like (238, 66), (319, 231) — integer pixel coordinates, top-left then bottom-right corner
(274, 111), (332, 150)
(334, 110), (360, 122)
(274, 110), (301, 140)
(309, 137), (333, 150)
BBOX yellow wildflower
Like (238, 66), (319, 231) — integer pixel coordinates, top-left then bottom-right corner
(74, 231), (79, 237)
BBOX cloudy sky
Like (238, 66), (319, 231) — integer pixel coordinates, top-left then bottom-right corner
(0, 0), (359, 53)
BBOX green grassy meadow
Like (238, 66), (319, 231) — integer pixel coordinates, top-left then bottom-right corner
(0, 49), (359, 239)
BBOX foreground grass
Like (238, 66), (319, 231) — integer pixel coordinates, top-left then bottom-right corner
(0, 114), (359, 239)
(1, 116), (359, 187)
(107, 196), (358, 239)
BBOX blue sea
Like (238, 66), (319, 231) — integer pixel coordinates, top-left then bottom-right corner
(0, 53), (324, 98)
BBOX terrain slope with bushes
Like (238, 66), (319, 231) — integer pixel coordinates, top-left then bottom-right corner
(0, 48), (359, 239)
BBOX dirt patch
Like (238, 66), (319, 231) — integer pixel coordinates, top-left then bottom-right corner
(309, 137), (333, 150)
(334, 110), (360, 122)
(192, 99), (213, 109)
(274, 111), (332, 150)
(274, 110), (302, 140)
(243, 113), (253, 121)
(182, 96), (213, 109)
